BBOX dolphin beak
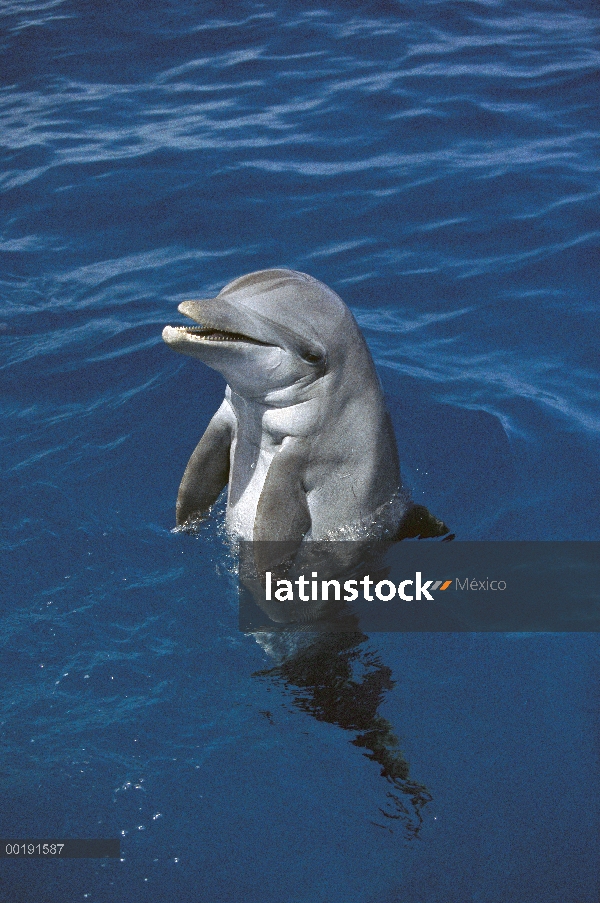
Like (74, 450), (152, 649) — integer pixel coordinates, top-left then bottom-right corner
(177, 299), (214, 322)
(177, 298), (257, 335)
(163, 297), (276, 352)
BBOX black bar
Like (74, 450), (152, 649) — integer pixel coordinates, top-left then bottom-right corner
(0, 840), (120, 858)
(239, 541), (600, 632)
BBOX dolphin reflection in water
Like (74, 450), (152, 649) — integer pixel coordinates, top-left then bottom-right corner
(253, 623), (432, 837)
(241, 541), (435, 837)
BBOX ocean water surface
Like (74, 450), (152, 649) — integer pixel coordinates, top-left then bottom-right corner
(1, 1), (599, 900)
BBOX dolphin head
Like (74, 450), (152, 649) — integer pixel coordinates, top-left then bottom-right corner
(162, 269), (366, 401)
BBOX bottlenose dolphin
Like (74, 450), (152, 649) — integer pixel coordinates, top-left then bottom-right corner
(162, 269), (448, 559)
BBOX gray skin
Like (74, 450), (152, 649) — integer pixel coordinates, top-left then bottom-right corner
(162, 269), (448, 567)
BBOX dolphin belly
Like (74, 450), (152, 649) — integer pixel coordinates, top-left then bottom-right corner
(226, 430), (277, 540)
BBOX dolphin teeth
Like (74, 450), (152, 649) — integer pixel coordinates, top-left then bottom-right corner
(175, 325), (271, 346)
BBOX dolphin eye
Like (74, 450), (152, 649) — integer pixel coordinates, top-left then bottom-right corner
(302, 350), (322, 364)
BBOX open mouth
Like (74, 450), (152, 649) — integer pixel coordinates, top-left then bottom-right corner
(172, 325), (273, 346)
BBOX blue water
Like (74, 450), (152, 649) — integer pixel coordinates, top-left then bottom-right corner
(1, 0), (599, 900)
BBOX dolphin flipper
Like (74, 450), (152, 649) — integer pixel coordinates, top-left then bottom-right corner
(253, 438), (311, 573)
(394, 504), (454, 541)
(176, 405), (233, 526)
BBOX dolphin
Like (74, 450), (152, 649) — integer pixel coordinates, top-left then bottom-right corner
(162, 268), (449, 563)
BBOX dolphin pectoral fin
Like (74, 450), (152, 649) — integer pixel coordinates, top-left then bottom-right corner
(253, 438), (311, 573)
(394, 505), (454, 541)
(176, 406), (232, 527)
